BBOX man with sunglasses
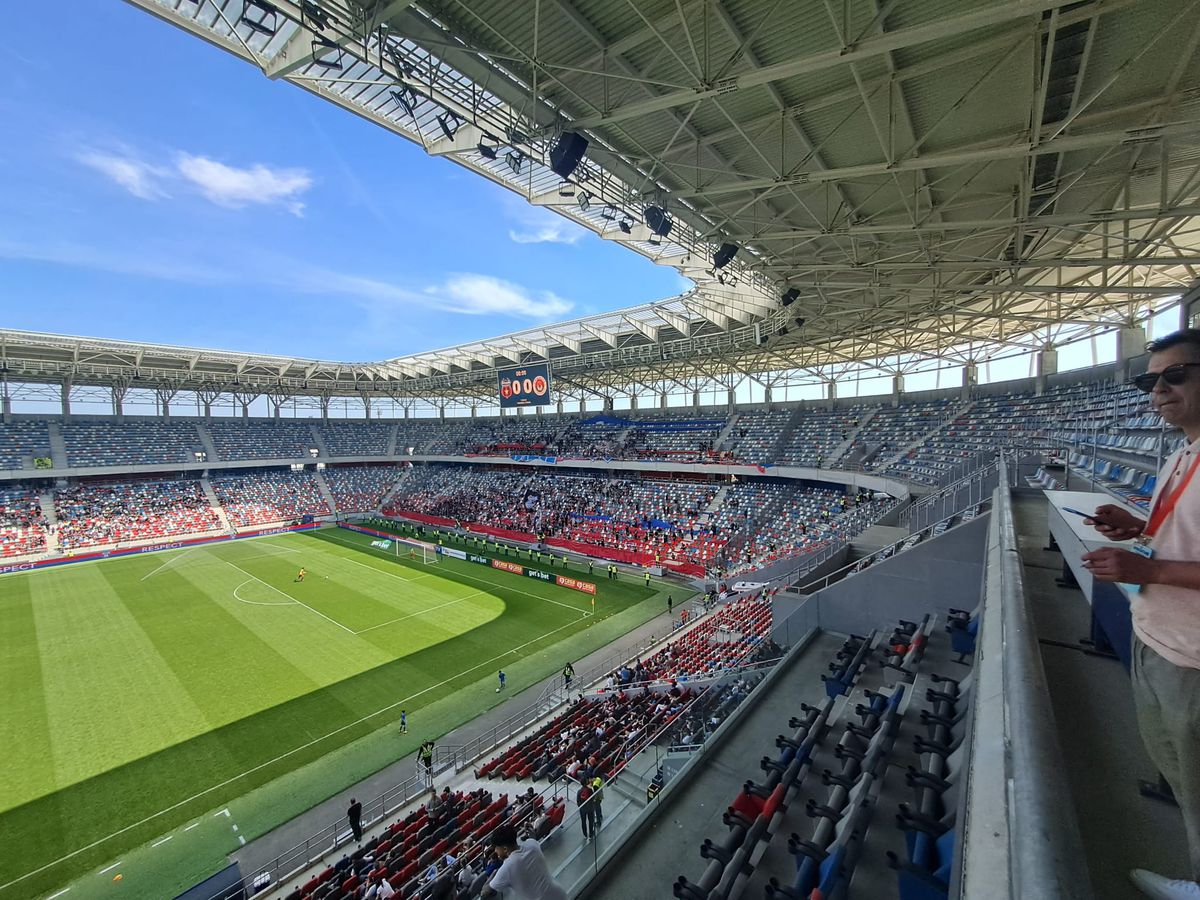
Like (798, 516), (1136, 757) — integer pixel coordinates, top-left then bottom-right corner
(1082, 328), (1200, 900)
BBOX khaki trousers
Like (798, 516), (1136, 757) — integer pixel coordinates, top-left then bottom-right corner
(1132, 635), (1200, 880)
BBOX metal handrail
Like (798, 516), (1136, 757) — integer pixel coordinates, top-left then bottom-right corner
(795, 500), (990, 594)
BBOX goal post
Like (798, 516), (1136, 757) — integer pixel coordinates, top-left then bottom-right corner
(366, 534), (439, 564)
(397, 537), (439, 565)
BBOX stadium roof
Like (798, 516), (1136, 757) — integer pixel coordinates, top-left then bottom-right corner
(27, 0), (1200, 399)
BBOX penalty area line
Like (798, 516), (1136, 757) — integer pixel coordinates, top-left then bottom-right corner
(0, 613), (588, 894)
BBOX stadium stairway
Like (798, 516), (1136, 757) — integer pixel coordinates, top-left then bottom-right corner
(876, 400), (975, 475)
(824, 408), (876, 468)
(200, 476), (234, 532)
(314, 469), (338, 513)
(46, 420), (68, 470)
(197, 422), (220, 461)
(384, 422), (400, 456)
(714, 413), (741, 452)
(37, 489), (60, 554)
(308, 422), (331, 458)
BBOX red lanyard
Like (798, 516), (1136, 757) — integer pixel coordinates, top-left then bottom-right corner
(1144, 451), (1200, 539)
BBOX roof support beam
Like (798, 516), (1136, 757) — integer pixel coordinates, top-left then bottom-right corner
(568, 0), (1083, 131)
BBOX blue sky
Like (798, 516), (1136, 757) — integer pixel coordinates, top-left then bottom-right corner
(0, 2), (687, 362)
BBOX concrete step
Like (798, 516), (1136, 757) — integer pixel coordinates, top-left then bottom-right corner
(200, 477), (234, 532)
(38, 491), (60, 553)
(46, 421), (69, 470)
(313, 469), (338, 516)
(196, 423), (220, 462)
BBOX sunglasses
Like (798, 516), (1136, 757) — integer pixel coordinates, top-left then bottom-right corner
(1131, 363), (1200, 393)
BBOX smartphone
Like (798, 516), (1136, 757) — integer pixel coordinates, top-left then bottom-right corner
(1062, 506), (1105, 523)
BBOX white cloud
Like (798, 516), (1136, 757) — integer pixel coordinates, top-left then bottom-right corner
(427, 274), (573, 318)
(73, 144), (311, 215)
(503, 199), (585, 245)
(176, 154), (312, 215)
(76, 150), (170, 200)
(508, 221), (584, 245)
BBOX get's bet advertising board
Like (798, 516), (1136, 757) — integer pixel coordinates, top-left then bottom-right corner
(498, 362), (552, 409)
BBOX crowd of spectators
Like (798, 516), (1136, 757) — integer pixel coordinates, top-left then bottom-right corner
(389, 467), (715, 559)
(0, 487), (48, 558)
(54, 479), (221, 550)
(324, 465), (405, 513)
(287, 786), (566, 900)
(211, 470), (330, 527)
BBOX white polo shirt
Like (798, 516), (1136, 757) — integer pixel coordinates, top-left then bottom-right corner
(1136, 436), (1200, 668)
(487, 839), (567, 900)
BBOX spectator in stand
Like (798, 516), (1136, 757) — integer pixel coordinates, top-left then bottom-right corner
(347, 797), (363, 843)
(1082, 329), (1200, 900)
(482, 825), (566, 900)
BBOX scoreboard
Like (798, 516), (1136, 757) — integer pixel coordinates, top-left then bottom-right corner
(498, 362), (552, 408)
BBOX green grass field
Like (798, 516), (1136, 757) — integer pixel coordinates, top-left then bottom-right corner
(0, 525), (670, 899)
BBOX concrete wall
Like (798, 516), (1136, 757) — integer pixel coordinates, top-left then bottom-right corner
(814, 513), (990, 635)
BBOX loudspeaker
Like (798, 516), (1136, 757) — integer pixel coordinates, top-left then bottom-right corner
(781, 287), (800, 306)
(550, 132), (588, 179)
(644, 205), (672, 237)
(713, 243), (738, 269)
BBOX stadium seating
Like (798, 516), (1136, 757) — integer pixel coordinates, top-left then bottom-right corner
(322, 465), (404, 513)
(778, 407), (868, 467)
(211, 470), (330, 527)
(54, 479), (220, 549)
(283, 786), (565, 900)
(208, 421), (317, 461)
(319, 422), (394, 457)
(723, 410), (791, 463)
(0, 486), (47, 558)
(0, 421), (51, 470)
(61, 420), (202, 467)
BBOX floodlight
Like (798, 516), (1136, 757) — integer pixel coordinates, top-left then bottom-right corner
(478, 133), (500, 161)
(310, 37), (343, 71)
(601, 204), (617, 221)
(558, 181), (575, 198)
(618, 218), (633, 234)
(391, 88), (417, 117)
(644, 205), (672, 237)
(578, 190), (592, 211)
(301, 0), (333, 30)
(550, 132), (588, 179)
(241, 1), (278, 35)
(506, 151), (525, 175)
(437, 113), (461, 141)
(781, 287), (800, 307)
(713, 242), (738, 269)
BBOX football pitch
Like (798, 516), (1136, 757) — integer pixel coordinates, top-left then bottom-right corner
(0, 525), (669, 898)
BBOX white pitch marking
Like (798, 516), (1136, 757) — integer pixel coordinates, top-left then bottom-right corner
(231, 824), (239, 832)
(138, 547), (198, 582)
(0, 613), (589, 895)
(151, 836), (172, 848)
(218, 559), (356, 634)
(184, 823), (200, 832)
(315, 533), (431, 583)
(98, 862), (122, 875)
(322, 531), (588, 614)
(214, 808), (230, 819)
(47, 889), (70, 899)
(232, 580), (295, 607)
(352, 590), (490, 635)
(252, 541), (301, 555)
(238, 836), (246, 846)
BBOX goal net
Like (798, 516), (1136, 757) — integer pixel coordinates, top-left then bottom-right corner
(369, 536), (439, 564)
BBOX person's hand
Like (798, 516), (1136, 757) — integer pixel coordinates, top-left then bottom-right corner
(1084, 503), (1144, 541)
(1081, 547), (1159, 584)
